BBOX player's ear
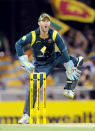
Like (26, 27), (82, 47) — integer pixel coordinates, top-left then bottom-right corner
(38, 22), (40, 26)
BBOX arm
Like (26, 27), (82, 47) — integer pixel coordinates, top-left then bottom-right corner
(15, 32), (34, 73)
(55, 32), (70, 63)
(15, 32), (32, 56)
(54, 31), (81, 80)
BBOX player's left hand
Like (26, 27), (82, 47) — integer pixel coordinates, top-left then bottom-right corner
(64, 60), (81, 81)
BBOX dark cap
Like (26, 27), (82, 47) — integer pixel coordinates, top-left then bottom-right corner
(38, 13), (50, 22)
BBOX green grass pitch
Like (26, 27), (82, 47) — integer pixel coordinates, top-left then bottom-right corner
(0, 124), (95, 131)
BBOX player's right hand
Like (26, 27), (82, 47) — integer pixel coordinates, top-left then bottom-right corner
(64, 60), (81, 81)
(21, 61), (35, 73)
(19, 55), (35, 73)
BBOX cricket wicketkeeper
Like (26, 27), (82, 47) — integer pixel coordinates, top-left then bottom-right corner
(15, 13), (83, 124)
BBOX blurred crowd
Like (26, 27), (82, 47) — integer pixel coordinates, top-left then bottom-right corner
(0, 24), (95, 100)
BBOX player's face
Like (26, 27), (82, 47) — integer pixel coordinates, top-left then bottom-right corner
(38, 17), (50, 32)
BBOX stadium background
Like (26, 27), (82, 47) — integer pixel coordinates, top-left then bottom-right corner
(0, 0), (95, 124)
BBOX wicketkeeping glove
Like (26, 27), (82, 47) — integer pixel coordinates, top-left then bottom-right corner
(64, 60), (81, 81)
(19, 55), (35, 73)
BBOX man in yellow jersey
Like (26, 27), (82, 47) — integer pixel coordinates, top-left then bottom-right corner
(15, 13), (83, 124)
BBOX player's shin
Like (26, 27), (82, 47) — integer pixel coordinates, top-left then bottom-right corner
(64, 79), (75, 99)
(64, 56), (84, 99)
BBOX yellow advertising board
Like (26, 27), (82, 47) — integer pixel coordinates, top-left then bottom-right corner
(0, 100), (95, 123)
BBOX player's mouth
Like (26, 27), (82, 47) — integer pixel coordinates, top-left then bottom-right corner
(45, 26), (48, 29)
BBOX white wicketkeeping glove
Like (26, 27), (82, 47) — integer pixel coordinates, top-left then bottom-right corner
(64, 60), (81, 81)
(19, 55), (35, 73)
